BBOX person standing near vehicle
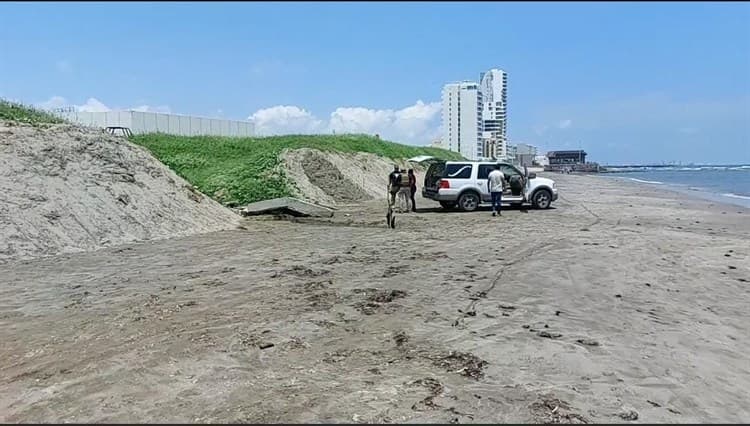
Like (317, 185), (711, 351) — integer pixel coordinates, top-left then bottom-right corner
(388, 165), (402, 208)
(398, 169), (412, 212)
(487, 164), (506, 217)
(408, 169), (417, 212)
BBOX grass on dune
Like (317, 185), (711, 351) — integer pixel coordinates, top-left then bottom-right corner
(130, 133), (463, 207)
(0, 99), (66, 125)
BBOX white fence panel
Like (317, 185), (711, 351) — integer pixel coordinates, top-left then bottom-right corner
(53, 109), (254, 137)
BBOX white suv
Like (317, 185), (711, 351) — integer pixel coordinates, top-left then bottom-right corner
(410, 157), (559, 211)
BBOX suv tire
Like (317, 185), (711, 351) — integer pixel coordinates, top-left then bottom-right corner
(532, 189), (552, 209)
(458, 192), (480, 212)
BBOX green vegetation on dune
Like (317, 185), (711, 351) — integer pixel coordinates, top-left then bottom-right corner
(130, 133), (463, 207)
(0, 99), (65, 125)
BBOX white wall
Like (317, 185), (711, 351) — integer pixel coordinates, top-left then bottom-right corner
(56, 110), (255, 137)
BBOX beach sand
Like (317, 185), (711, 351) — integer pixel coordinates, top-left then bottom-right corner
(1, 173), (748, 423)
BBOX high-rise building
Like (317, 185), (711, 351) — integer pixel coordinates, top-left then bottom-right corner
(479, 69), (508, 160)
(441, 81), (483, 160)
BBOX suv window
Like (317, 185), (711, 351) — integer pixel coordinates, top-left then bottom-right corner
(499, 164), (521, 178)
(478, 164), (495, 179)
(444, 163), (473, 179)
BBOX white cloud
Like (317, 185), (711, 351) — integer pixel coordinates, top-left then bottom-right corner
(36, 96), (68, 110)
(329, 107), (393, 134)
(77, 98), (111, 112)
(558, 119), (572, 129)
(678, 127), (699, 135)
(249, 105), (325, 135)
(56, 60), (72, 73)
(249, 100), (441, 144)
(35, 96), (169, 114)
(129, 105), (171, 114)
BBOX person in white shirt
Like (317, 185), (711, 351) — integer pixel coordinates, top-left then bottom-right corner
(487, 165), (506, 217)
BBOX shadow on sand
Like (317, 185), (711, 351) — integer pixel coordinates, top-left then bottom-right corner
(416, 204), (557, 214)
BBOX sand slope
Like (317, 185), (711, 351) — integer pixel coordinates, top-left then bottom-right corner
(0, 122), (239, 262)
(280, 147), (426, 206)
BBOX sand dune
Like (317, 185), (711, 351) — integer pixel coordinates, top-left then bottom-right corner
(0, 122), (240, 263)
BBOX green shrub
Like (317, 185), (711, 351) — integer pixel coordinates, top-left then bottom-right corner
(0, 99), (66, 125)
(131, 133), (462, 206)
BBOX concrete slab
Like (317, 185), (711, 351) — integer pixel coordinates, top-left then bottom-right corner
(240, 197), (335, 218)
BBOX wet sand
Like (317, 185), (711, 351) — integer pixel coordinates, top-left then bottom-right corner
(1, 173), (748, 423)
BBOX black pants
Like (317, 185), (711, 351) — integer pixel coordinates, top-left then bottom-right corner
(410, 187), (417, 211)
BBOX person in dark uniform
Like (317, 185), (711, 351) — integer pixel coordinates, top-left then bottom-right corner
(388, 165), (402, 208)
(408, 169), (417, 212)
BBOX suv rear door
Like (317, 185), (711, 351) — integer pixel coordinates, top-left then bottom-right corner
(407, 155), (445, 194)
(423, 161), (446, 194)
(477, 163), (496, 202)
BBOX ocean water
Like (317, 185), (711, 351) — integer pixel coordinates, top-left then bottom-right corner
(601, 165), (750, 208)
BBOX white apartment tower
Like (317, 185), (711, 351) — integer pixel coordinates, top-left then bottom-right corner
(479, 69), (508, 159)
(441, 81), (483, 160)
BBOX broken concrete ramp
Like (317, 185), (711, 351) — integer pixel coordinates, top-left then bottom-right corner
(240, 197), (335, 218)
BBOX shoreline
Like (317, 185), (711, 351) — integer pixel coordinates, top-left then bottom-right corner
(580, 172), (750, 210)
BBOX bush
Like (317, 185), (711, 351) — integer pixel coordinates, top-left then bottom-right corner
(131, 133), (462, 206)
(0, 99), (65, 125)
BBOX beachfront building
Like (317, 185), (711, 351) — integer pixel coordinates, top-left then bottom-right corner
(548, 150), (587, 165)
(479, 68), (508, 160)
(442, 81), (484, 160)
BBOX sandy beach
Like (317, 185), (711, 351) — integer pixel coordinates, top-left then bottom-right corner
(1, 173), (748, 423)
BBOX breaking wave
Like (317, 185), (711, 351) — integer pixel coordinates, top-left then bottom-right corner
(629, 178), (664, 185)
(722, 193), (750, 200)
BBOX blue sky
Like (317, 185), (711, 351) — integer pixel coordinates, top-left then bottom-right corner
(1, 1), (749, 164)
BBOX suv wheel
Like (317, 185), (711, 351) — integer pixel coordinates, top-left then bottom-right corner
(458, 192), (480, 212)
(532, 189), (552, 209)
(439, 201), (456, 210)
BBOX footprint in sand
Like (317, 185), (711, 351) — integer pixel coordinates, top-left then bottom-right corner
(538, 331), (562, 339)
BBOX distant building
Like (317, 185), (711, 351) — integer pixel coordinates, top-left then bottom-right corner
(481, 131), (498, 159)
(547, 150), (587, 165)
(442, 81), (483, 160)
(514, 143), (538, 167)
(479, 69), (508, 160)
(506, 144), (517, 164)
(534, 155), (549, 166)
(516, 143), (537, 156)
(430, 139), (444, 149)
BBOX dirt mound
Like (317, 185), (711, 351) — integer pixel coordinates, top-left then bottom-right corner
(299, 150), (371, 203)
(0, 121), (240, 262)
(281, 147), (426, 206)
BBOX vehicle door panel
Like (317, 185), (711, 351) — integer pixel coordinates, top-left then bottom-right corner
(499, 165), (526, 201)
(477, 164), (494, 202)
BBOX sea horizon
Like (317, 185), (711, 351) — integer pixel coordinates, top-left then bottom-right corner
(596, 165), (750, 208)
